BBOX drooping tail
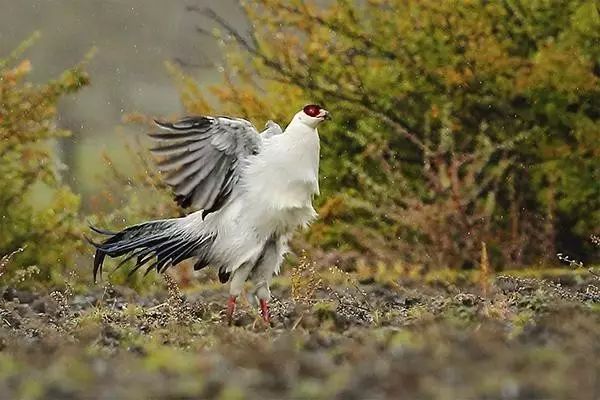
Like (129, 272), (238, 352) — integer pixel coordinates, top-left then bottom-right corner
(87, 218), (214, 282)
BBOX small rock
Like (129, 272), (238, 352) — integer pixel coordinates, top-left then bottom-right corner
(15, 304), (30, 317)
(2, 288), (37, 304)
(2, 287), (16, 301)
(31, 298), (47, 313)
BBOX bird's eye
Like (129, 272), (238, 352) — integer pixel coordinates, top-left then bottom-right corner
(303, 104), (322, 117)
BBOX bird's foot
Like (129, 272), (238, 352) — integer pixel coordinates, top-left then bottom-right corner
(226, 295), (237, 325)
(259, 299), (270, 324)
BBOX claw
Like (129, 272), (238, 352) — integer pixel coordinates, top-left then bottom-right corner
(226, 295), (237, 325)
(259, 299), (270, 324)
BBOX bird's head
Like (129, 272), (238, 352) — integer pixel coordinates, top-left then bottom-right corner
(293, 104), (331, 128)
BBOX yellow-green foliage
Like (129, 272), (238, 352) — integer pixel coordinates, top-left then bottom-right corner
(88, 135), (183, 287)
(0, 34), (89, 282)
(171, 0), (599, 269)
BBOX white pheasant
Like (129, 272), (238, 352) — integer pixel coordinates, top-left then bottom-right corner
(89, 104), (330, 323)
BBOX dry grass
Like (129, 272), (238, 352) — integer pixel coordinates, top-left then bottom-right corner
(479, 241), (492, 297)
(290, 253), (322, 306)
(0, 247), (25, 278)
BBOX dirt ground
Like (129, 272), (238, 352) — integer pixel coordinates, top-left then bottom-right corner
(0, 267), (599, 400)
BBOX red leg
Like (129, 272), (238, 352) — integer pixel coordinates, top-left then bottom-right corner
(226, 295), (237, 325)
(259, 299), (270, 324)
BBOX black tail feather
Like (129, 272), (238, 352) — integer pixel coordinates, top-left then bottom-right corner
(113, 247), (152, 273)
(88, 219), (214, 282)
(144, 259), (161, 277)
(83, 234), (102, 247)
(127, 250), (160, 278)
(88, 223), (119, 236)
(93, 250), (106, 283)
(137, 252), (155, 269)
(193, 258), (209, 271)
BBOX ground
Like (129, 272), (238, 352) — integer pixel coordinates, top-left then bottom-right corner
(0, 265), (599, 400)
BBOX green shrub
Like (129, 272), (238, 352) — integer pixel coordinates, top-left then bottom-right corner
(170, 0), (599, 269)
(0, 34), (90, 283)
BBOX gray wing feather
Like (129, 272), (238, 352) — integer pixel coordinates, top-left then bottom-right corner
(150, 116), (261, 212)
(157, 150), (204, 172)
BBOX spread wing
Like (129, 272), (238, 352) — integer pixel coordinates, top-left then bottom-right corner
(149, 116), (262, 213)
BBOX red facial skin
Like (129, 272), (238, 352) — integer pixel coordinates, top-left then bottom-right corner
(303, 104), (322, 117)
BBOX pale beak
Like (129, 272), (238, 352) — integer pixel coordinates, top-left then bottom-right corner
(320, 110), (331, 120)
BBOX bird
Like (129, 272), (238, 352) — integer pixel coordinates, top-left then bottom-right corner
(88, 104), (330, 324)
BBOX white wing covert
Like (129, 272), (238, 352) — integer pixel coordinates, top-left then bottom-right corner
(261, 120), (283, 139)
(149, 116), (262, 213)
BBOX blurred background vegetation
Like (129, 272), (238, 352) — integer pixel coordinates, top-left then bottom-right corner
(1, 0), (598, 286)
